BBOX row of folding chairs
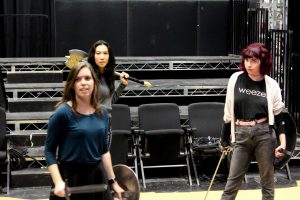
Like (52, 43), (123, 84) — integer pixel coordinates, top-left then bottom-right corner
(110, 102), (225, 188)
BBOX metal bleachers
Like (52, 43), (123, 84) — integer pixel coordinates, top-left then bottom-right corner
(2, 56), (240, 130)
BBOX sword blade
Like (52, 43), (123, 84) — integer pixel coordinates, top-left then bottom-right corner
(51, 184), (108, 196)
(68, 184), (108, 194)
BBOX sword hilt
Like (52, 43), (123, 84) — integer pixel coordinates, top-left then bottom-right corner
(64, 179), (70, 200)
(115, 71), (152, 86)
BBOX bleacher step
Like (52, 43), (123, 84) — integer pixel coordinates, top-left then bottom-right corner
(8, 98), (59, 112)
(7, 71), (63, 84)
(11, 168), (51, 188)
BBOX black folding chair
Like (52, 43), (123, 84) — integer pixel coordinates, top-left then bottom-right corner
(110, 104), (138, 176)
(137, 103), (198, 188)
(0, 107), (7, 193)
(188, 102), (224, 157)
(187, 102), (225, 179)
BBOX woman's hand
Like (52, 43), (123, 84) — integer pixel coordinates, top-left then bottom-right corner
(275, 133), (286, 158)
(111, 182), (125, 200)
(119, 71), (129, 86)
(53, 181), (66, 197)
(275, 145), (286, 158)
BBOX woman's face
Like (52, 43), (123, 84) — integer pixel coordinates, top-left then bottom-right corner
(74, 67), (95, 100)
(94, 44), (109, 72)
(244, 57), (261, 77)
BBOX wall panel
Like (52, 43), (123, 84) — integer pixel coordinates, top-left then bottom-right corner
(54, 0), (229, 56)
(55, 0), (128, 56)
(128, 0), (198, 56)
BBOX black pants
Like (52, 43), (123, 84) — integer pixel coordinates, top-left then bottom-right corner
(221, 123), (276, 200)
(49, 162), (112, 200)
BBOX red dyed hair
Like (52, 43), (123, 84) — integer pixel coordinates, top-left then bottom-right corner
(239, 43), (272, 75)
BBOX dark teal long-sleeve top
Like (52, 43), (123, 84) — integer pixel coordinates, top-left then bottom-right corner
(44, 103), (109, 166)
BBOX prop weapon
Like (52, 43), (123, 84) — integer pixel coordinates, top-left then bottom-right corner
(273, 109), (297, 170)
(65, 49), (88, 69)
(204, 145), (233, 200)
(50, 180), (107, 200)
(114, 71), (152, 87)
(50, 164), (140, 200)
(113, 164), (140, 200)
(65, 49), (151, 87)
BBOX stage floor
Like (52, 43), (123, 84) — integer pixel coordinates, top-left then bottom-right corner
(1, 182), (300, 200)
(1, 164), (300, 200)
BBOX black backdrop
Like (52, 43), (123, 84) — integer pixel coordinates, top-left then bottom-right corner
(0, 0), (52, 57)
(0, 0), (229, 57)
(288, 0), (300, 53)
(1, 0), (299, 57)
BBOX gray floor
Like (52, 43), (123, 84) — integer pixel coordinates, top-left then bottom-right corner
(1, 163), (299, 199)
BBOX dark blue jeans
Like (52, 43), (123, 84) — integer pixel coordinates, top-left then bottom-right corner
(221, 122), (276, 200)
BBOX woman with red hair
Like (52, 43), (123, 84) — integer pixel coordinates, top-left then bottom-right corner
(220, 43), (286, 200)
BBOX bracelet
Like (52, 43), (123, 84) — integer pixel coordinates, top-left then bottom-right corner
(108, 178), (117, 185)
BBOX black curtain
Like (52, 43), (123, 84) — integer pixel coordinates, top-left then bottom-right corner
(288, 0), (300, 53)
(0, 0), (52, 57)
(288, 0), (300, 130)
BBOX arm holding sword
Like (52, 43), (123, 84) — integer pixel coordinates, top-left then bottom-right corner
(102, 152), (124, 199)
(48, 164), (67, 198)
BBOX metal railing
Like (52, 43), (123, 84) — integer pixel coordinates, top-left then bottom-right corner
(247, 8), (269, 44)
(268, 30), (292, 105)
